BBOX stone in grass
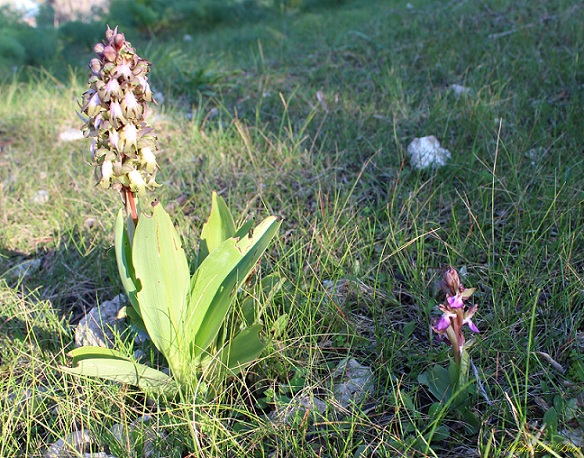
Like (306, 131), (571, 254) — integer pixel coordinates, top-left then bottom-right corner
(268, 390), (328, 426)
(110, 415), (165, 458)
(9, 258), (42, 279)
(45, 416), (165, 458)
(74, 294), (126, 348)
(32, 189), (50, 204)
(449, 84), (473, 97)
(407, 136), (451, 170)
(59, 128), (85, 142)
(269, 358), (374, 426)
(44, 430), (117, 458)
(331, 357), (374, 411)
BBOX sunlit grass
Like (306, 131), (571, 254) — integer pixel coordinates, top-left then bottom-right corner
(1, 0), (583, 456)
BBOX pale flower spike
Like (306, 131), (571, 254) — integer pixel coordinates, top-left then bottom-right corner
(80, 25), (159, 221)
(432, 266), (479, 364)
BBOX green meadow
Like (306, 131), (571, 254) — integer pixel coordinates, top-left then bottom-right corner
(0, 0), (583, 456)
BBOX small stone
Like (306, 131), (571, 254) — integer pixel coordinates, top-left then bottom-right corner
(269, 392), (327, 425)
(407, 135), (451, 170)
(10, 258), (42, 278)
(526, 146), (546, 165)
(110, 415), (159, 458)
(331, 358), (374, 410)
(32, 190), (50, 204)
(450, 84), (472, 97)
(83, 217), (97, 229)
(74, 295), (126, 348)
(59, 128), (85, 142)
(45, 430), (94, 458)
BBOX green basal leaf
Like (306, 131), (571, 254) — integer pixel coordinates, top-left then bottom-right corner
(197, 191), (236, 267)
(69, 346), (130, 363)
(222, 324), (265, 373)
(458, 405), (480, 433)
(418, 364), (453, 402)
(543, 406), (558, 435)
(118, 305), (147, 334)
(270, 313), (289, 339)
(431, 425), (450, 442)
(240, 296), (257, 327)
(187, 215), (281, 355)
(233, 219), (254, 239)
(133, 204), (191, 374)
(402, 321), (417, 339)
(63, 346), (174, 394)
(114, 209), (139, 313)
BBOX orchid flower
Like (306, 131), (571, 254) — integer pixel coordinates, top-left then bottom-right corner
(433, 266), (479, 364)
(80, 25), (159, 223)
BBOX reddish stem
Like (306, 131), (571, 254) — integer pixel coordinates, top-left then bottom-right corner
(124, 187), (138, 225)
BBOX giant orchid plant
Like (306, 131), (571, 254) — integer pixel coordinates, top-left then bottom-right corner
(63, 27), (282, 397)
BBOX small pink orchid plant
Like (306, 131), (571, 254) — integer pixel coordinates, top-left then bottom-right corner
(432, 266), (479, 365)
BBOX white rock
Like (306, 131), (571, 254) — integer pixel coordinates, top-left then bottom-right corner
(32, 189), (49, 204)
(450, 84), (472, 97)
(10, 258), (42, 278)
(526, 146), (546, 165)
(269, 391), (327, 425)
(59, 128), (85, 142)
(331, 358), (374, 410)
(407, 135), (451, 169)
(45, 430), (94, 458)
(110, 415), (162, 458)
(74, 295), (125, 348)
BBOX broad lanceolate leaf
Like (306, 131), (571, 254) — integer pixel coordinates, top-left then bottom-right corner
(222, 324), (265, 373)
(197, 192), (236, 267)
(418, 364), (453, 402)
(132, 204), (190, 374)
(187, 216), (281, 355)
(63, 346), (174, 394)
(114, 209), (139, 312)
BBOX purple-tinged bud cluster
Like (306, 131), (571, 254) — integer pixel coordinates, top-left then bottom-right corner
(80, 26), (158, 195)
(432, 266), (479, 364)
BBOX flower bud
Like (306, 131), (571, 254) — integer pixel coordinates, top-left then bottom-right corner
(103, 45), (117, 63)
(94, 42), (105, 55)
(89, 58), (102, 74)
(440, 266), (460, 296)
(113, 33), (126, 50)
(105, 25), (116, 41)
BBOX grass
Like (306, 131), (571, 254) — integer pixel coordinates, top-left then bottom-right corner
(1, 0), (583, 456)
